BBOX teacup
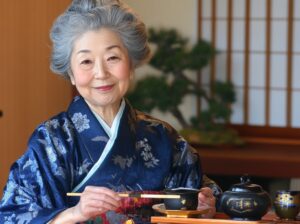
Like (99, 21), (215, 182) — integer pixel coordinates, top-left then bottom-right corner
(274, 190), (300, 220)
(163, 187), (199, 210)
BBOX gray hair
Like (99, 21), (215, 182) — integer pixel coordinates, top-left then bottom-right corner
(50, 0), (151, 79)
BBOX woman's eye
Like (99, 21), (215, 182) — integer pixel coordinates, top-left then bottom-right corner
(80, 59), (93, 65)
(107, 56), (120, 61)
(79, 59), (94, 70)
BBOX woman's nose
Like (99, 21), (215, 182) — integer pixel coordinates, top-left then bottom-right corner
(93, 60), (107, 78)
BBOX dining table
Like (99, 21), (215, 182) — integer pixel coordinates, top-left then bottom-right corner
(150, 212), (300, 224)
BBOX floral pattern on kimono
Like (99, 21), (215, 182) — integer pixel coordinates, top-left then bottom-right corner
(0, 96), (203, 224)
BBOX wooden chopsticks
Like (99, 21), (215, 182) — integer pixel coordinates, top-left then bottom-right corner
(66, 192), (180, 199)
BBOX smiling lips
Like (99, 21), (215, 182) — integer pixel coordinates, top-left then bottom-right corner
(95, 84), (114, 91)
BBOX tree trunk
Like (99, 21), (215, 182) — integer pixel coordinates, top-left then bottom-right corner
(170, 107), (189, 129)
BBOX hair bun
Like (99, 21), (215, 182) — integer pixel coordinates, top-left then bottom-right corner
(68, 0), (121, 12)
(96, 0), (121, 6)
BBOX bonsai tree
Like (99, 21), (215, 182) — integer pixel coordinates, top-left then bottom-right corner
(127, 28), (243, 146)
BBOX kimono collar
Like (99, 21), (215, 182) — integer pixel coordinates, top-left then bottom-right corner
(88, 99), (126, 138)
(67, 96), (126, 165)
(67, 96), (131, 192)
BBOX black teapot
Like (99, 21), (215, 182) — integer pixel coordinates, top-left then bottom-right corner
(220, 175), (271, 220)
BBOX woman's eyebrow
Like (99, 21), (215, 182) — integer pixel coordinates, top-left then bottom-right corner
(106, 45), (121, 51)
(76, 45), (121, 55)
(76, 49), (91, 55)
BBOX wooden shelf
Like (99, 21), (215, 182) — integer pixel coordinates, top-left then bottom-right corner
(194, 140), (300, 178)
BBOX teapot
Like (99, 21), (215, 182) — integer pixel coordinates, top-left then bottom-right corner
(220, 175), (271, 220)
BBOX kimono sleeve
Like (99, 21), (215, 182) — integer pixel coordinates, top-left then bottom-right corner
(164, 135), (203, 189)
(0, 124), (73, 224)
(163, 135), (223, 210)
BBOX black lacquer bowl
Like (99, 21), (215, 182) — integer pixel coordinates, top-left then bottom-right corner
(163, 188), (199, 210)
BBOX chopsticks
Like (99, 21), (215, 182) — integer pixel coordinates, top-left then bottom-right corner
(66, 192), (180, 199)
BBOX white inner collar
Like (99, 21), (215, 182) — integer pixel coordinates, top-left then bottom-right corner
(88, 99), (126, 138)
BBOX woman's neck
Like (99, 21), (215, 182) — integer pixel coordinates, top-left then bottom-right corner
(86, 100), (121, 127)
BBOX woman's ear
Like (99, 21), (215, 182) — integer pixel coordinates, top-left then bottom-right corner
(129, 66), (135, 80)
(70, 76), (75, 85)
(68, 70), (76, 85)
(130, 72), (134, 80)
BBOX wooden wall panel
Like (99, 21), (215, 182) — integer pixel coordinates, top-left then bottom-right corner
(0, 0), (72, 196)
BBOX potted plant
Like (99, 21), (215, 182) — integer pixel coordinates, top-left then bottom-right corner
(127, 28), (243, 146)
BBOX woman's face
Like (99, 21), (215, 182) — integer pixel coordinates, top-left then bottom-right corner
(70, 28), (132, 111)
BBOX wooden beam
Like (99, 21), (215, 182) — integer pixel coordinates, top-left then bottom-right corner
(265, 0), (272, 126)
(286, 0), (294, 127)
(243, 0), (251, 124)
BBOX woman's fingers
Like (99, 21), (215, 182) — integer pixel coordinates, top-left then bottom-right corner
(80, 194), (119, 212)
(84, 185), (121, 200)
(199, 187), (214, 198)
(198, 195), (216, 208)
(198, 187), (216, 218)
(82, 187), (121, 209)
(73, 186), (121, 221)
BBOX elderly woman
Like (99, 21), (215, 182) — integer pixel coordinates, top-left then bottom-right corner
(0, 0), (221, 223)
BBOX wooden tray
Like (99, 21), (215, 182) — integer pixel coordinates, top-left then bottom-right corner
(152, 203), (209, 218)
(151, 216), (275, 224)
(151, 212), (300, 224)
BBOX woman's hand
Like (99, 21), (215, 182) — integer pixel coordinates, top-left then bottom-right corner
(51, 186), (121, 223)
(71, 186), (121, 222)
(197, 187), (216, 218)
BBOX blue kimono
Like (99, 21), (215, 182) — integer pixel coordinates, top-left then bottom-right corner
(0, 96), (203, 223)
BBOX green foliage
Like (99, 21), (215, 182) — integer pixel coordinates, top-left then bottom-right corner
(127, 28), (241, 145)
(148, 28), (216, 74)
(191, 81), (236, 131)
(128, 76), (181, 112)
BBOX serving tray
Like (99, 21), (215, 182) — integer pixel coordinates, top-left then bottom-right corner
(152, 203), (209, 218)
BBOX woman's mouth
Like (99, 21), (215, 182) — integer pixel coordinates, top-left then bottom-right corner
(95, 84), (114, 92)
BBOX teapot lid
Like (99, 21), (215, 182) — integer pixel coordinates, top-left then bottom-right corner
(229, 175), (264, 193)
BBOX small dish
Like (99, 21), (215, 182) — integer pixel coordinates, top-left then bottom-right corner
(152, 203), (209, 218)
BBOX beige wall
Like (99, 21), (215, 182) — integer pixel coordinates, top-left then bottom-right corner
(124, 0), (199, 130)
(125, 0), (198, 43)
